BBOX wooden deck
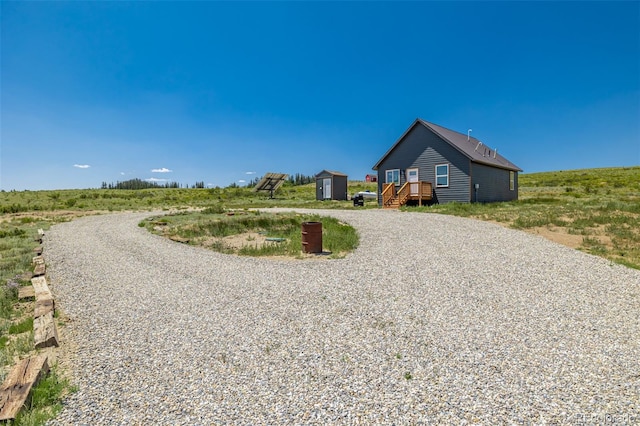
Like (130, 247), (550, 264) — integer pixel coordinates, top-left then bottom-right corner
(382, 181), (432, 209)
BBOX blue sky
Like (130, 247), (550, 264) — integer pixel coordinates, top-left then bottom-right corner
(1, 1), (638, 190)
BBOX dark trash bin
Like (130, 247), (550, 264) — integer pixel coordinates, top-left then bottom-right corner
(353, 195), (364, 207)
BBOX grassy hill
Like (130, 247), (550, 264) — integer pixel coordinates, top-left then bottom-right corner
(520, 166), (640, 191)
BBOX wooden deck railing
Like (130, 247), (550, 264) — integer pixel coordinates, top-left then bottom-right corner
(382, 181), (433, 208)
(397, 182), (411, 205)
(417, 181), (433, 199)
(381, 183), (396, 206)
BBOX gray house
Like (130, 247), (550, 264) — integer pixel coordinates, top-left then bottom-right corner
(372, 119), (522, 207)
(315, 170), (348, 201)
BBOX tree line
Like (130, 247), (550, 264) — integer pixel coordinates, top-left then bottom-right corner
(100, 179), (206, 190)
(101, 174), (316, 190)
(245, 173), (315, 188)
(288, 173), (315, 186)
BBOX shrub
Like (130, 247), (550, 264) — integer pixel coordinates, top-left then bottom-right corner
(201, 204), (226, 214)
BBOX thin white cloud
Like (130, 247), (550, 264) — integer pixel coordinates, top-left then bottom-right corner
(238, 179), (246, 183)
(245, 171), (256, 175)
(120, 172), (126, 175)
(73, 164), (90, 169)
(145, 178), (167, 182)
(151, 167), (173, 173)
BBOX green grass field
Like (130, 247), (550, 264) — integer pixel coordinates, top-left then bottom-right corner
(411, 167), (640, 269)
(0, 180), (379, 214)
(141, 210), (359, 258)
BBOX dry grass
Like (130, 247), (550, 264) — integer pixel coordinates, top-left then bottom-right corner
(407, 167), (640, 269)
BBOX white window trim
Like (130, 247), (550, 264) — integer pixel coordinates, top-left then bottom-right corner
(435, 164), (449, 188)
(385, 169), (400, 185)
(509, 171), (515, 191)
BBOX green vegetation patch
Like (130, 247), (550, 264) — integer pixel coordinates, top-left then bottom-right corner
(0, 214), (76, 423)
(13, 365), (77, 426)
(8, 317), (33, 334)
(0, 180), (378, 213)
(403, 166), (640, 269)
(1, 216), (52, 376)
(142, 210), (359, 259)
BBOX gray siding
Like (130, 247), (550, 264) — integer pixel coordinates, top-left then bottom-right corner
(315, 179), (324, 200)
(471, 163), (518, 203)
(332, 175), (348, 200)
(377, 124), (471, 204)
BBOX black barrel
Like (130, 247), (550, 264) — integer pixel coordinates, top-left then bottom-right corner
(301, 221), (322, 253)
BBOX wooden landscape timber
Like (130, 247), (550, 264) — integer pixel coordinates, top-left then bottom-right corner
(18, 285), (35, 300)
(31, 276), (59, 348)
(34, 299), (55, 319)
(33, 230), (44, 244)
(31, 276), (52, 301)
(34, 312), (59, 349)
(0, 221), (67, 425)
(33, 263), (46, 277)
(169, 235), (190, 244)
(0, 355), (50, 421)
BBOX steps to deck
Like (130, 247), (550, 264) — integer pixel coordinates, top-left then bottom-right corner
(382, 181), (433, 208)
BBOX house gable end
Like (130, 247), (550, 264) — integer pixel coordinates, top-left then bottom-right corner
(372, 119), (423, 171)
(376, 123), (471, 204)
(373, 119), (521, 173)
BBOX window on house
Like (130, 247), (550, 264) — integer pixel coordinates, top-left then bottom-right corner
(510, 171), (515, 191)
(385, 169), (400, 185)
(435, 164), (449, 187)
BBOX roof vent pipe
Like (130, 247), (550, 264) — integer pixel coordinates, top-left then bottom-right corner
(494, 149), (498, 158)
(467, 129), (472, 141)
(475, 141), (482, 151)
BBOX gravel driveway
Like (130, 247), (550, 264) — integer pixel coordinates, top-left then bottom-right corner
(45, 209), (639, 425)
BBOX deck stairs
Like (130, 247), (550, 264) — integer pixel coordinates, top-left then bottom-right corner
(382, 181), (432, 209)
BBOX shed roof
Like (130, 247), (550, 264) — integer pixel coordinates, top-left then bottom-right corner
(316, 170), (347, 177)
(373, 119), (522, 172)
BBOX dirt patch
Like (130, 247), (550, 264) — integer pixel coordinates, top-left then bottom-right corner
(212, 232), (279, 250)
(528, 227), (584, 249)
(202, 232), (291, 251)
(197, 232), (336, 260)
(484, 219), (614, 251)
(0, 210), (113, 225)
(524, 226), (612, 250)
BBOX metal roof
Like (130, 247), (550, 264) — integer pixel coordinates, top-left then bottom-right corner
(373, 119), (522, 172)
(315, 170), (347, 177)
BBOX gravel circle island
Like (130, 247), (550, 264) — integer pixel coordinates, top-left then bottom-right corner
(44, 209), (639, 425)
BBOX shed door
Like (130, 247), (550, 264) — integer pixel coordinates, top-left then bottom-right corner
(407, 168), (419, 195)
(323, 178), (332, 200)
